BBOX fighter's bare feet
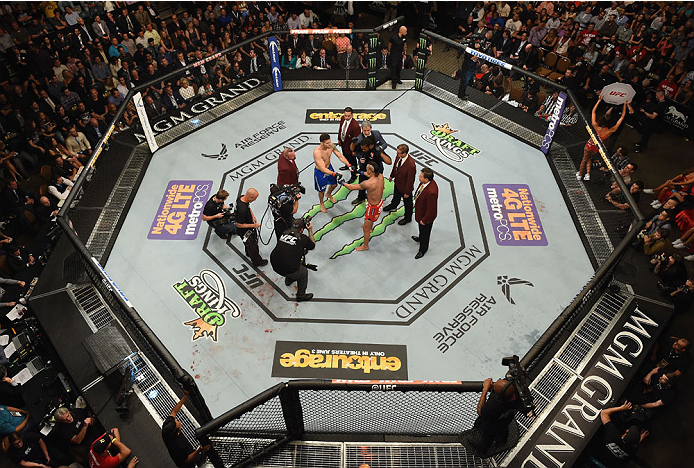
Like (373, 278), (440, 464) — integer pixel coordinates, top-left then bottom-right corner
(320, 204), (327, 213)
(328, 195), (336, 203)
(356, 245), (369, 251)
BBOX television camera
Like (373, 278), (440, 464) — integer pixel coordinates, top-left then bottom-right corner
(501, 355), (534, 415)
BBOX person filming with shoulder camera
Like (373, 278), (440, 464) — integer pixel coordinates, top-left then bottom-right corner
(202, 189), (236, 240)
(270, 217), (316, 302)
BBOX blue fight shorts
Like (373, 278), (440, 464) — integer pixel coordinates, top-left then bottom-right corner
(314, 164), (336, 192)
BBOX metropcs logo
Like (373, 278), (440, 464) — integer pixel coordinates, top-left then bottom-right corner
(173, 269), (241, 341)
(421, 123), (481, 163)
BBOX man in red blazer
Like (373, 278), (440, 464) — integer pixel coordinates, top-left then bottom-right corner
(384, 144), (416, 225)
(277, 148), (299, 186)
(337, 107), (361, 182)
(413, 167), (438, 259)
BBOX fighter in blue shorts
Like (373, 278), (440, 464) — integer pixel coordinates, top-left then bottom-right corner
(314, 164), (337, 192)
(312, 133), (352, 213)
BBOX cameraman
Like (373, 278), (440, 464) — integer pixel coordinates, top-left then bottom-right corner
(270, 218), (315, 302)
(470, 377), (522, 454)
(271, 187), (300, 241)
(202, 189), (236, 240)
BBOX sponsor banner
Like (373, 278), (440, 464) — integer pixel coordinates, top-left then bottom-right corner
(134, 78), (266, 144)
(234, 120), (287, 149)
(465, 47), (513, 70)
(173, 269), (242, 341)
(272, 341), (408, 379)
(305, 109), (392, 124)
(91, 257), (133, 308)
(434, 292), (497, 353)
(148, 181), (213, 240)
(662, 98), (693, 138)
(290, 28), (352, 34)
(268, 36), (282, 91)
(510, 302), (668, 468)
(540, 92), (567, 155)
(133, 91), (159, 153)
(420, 122), (481, 163)
(483, 184), (547, 246)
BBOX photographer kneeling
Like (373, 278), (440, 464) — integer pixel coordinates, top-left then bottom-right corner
(203, 189), (236, 240)
(270, 218), (315, 302)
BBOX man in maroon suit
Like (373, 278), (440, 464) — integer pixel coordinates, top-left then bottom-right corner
(384, 144), (416, 225)
(413, 167), (438, 259)
(277, 148), (299, 186)
(337, 107), (361, 182)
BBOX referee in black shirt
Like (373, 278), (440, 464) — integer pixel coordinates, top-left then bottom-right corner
(388, 25), (407, 88)
(270, 218), (316, 302)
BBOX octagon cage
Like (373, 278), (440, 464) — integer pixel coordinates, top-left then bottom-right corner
(54, 21), (644, 468)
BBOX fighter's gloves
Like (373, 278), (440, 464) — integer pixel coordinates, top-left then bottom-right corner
(335, 173), (344, 184)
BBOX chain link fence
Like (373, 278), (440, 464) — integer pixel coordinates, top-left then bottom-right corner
(48, 22), (650, 468)
(197, 381), (485, 468)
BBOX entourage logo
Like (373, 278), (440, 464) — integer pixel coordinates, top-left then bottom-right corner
(173, 269), (241, 341)
(201, 143), (228, 160)
(272, 340), (408, 379)
(421, 123), (481, 163)
(497, 275), (534, 305)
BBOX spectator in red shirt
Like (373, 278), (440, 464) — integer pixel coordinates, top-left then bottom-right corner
(577, 23), (598, 47)
(88, 428), (134, 468)
(657, 74), (679, 98)
(627, 44), (647, 66)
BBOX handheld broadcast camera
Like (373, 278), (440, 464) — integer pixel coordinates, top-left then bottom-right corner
(212, 204), (235, 227)
(269, 183), (306, 216)
(502, 355), (534, 415)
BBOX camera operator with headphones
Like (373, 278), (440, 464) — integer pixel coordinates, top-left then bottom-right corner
(270, 217), (315, 302)
(470, 377), (523, 453)
(202, 189), (236, 240)
(465, 356), (533, 456)
(269, 183), (305, 241)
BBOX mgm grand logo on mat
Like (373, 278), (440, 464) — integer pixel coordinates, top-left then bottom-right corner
(305, 109), (391, 124)
(421, 123), (480, 163)
(173, 269), (241, 342)
(272, 341), (408, 379)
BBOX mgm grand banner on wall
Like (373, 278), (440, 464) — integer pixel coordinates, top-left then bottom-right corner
(662, 98), (693, 139)
(509, 300), (673, 468)
(134, 78), (266, 143)
(272, 341), (407, 379)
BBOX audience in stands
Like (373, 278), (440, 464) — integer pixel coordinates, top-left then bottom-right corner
(0, 3), (691, 467)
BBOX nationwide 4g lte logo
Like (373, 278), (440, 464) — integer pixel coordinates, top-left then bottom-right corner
(421, 123), (481, 163)
(173, 269), (241, 341)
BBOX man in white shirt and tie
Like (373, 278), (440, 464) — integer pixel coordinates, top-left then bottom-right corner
(248, 49), (264, 74)
(311, 48), (331, 69)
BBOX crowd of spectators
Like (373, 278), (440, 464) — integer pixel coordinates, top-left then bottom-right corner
(595, 334), (691, 466)
(0, 1), (692, 467)
(447, 1), (693, 154)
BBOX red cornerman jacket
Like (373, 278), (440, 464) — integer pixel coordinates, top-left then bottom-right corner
(337, 116), (361, 156)
(415, 180), (438, 225)
(389, 155), (416, 195)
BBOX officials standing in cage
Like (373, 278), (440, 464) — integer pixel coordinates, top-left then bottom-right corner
(412, 168), (438, 259)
